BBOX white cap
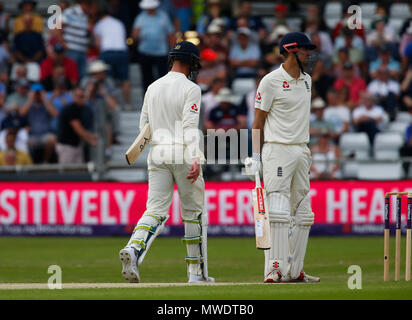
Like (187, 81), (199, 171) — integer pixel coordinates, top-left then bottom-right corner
(238, 27), (252, 37)
(88, 60), (110, 74)
(207, 23), (221, 34)
(139, 0), (160, 10)
(269, 25), (289, 42)
(312, 97), (326, 109)
(216, 88), (233, 103)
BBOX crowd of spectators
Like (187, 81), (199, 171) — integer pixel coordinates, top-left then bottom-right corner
(0, 0), (411, 180)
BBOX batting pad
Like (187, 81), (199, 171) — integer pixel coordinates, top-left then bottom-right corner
(265, 222), (290, 277)
(127, 214), (168, 265)
(183, 219), (203, 276)
(289, 211), (314, 279)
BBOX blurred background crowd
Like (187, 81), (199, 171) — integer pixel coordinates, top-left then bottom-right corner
(0, 0), (411, 182)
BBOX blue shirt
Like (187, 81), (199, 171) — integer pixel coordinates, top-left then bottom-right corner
(229, 43), (261, 75)
(46, 91), (73, 133)
(133, 10), (174, 56)
(406, 124), (412, 143)
(369, 57), (401, 74)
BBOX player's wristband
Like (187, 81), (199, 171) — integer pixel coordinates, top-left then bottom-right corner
(252, 152), (261, 161)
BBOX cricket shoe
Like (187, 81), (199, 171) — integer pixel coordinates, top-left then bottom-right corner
(188, 273), (215, 283)
(119, 247), (140, 283)
(287, 271), (320, 283)
(264, 269), (284, 283)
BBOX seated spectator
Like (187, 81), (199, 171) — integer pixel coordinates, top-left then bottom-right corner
(204, 88), (246, 131)
(9, 64), (27, 93)
(19, 83), (57, 163)
(401, 67), (412, 109)
(196, 0), (229, 37)
(333, 48), (361, 79)
(56, 87), (97, 164)
(333, 27), (364, 67)
(201, 77), (226, 122)
(309, 97), (336, 145)
(132, 0), (175, 92)
(199, 24), (229, 65)
(82, 60), (119, 151)
(300, 4), (328, 33)
(197, 48), (227, 91)
(0, 127), (32, 166)
(369, 44), (401, 80)
(5, 79), (29, 113)
(13, 0), (44, 35)
(229, 27), (260, 79)
(46, 69), (73, 133)
(400, 107), (412, 176)
(310, 129), (341, 180)
(230, 1), (266, 42)
(352, 92), (385, 144)
(323, 89), (350, 143)
(0, 110), (29, 152)
(312, 59), (335, 102)
(366, 17), (398, 48)
(40, 43), (79, 90)
(94, 9), (131, 110)
(333, 62), (366, 109)
(367, 66), (400, 119)
(12, 13), (45, 63)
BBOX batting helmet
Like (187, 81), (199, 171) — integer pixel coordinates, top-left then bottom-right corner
(279, 32), (316, 55)
(168, 41), (201, 75)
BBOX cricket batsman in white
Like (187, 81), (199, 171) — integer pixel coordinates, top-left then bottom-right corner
(119, 41), (214, 283)
(246, 32), (320, 283)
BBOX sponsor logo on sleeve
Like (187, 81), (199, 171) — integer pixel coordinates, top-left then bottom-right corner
(190, 104), (199, 113)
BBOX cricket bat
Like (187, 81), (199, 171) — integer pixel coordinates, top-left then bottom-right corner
(125, 122), (151, 165)
(252, 172), (271, 250)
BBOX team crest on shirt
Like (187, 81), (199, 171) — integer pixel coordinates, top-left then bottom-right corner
(282, 81), (291, 91)
(190, 104), (199, 113)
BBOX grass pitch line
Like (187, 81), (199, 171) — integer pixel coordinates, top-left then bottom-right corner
(0, 282), (300, 290)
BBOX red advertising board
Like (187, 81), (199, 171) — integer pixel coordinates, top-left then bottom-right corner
(0, 181), (411, 227)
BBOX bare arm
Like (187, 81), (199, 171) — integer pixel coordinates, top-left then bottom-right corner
(70, 119), (97, 146)
(252, 108), (268, 155)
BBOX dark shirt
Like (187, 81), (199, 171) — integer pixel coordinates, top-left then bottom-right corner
(27, 103), (51, 136)
(1, 111), (27, 130)
(209, 104), (241, 130)
(58, 103), (83, 146)
(13, 31), (45, 62)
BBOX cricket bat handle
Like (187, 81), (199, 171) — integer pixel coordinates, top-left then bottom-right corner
(255, 172), (261, 188)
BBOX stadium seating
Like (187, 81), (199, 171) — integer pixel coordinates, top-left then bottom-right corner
(339, 132), (371, 178)
(387, 122), (409, 137)
(373, 132), (403, 160)
(357, 162), (404, 180)
(323, 2), (342, 30)
(232, 78), (255, 97)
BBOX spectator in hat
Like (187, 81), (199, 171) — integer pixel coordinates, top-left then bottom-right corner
(5, 79), (30, 113)
(310, 128), (342, 180)
(197, 48), (227, 91)
(94, 9), (131, 110)
(369, 44), (401, 80)
(230, 1), (266, 41)
(19, 83), (58, 163)
(56, 87), (97, 164)
(40, 43), (79, 89)
(0, 128), (32, 166)
(132, 0), (175, 92)
(12, 13), (45, 63)
(352, 92), (385, 144)
(13, 0), (44, 35)
(82, 60), (119, 150)
(0, 110), (29, 153)
(205, 88), (246, 131)
(196, 0), (229, 36)
(333, 62), (366, 109)
(60, 0), (93, 79)
(309, 97), (336, 146)
(229, 27), (261, 79)
(367, 65), (400, 118)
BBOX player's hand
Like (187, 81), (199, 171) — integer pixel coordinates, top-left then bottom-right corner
(187, 157), (200, 184)
(244, 153), (261, 181)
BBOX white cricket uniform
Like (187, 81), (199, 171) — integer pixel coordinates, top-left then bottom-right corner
(126, 71), (205, 277)
(139, 71), (204, 221)
(255, 64), (314, 280)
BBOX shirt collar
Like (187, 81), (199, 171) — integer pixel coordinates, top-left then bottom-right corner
(169, 71), (187, 78)
(280, 64), (305, 81)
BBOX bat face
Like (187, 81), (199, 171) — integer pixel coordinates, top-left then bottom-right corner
(252, 184), (271, 250)
(125, 123), (151, 165)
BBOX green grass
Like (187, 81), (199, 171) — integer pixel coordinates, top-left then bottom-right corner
(0, 236), (411, 299)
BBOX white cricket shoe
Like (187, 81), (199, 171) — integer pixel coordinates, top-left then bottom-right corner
(188, 273), (215, 283)
(264, 269), (284, 283)
(288, 271), (320, 283)
(119, 247), (140, 283)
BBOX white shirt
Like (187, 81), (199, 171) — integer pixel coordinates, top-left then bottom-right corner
(140, 72), (201, 154)
(255, 64), (312, 144)
(352, 104), (385, 122)
(323, 105), (351, 134)
(93, 16), (127, 52)
(367, 79), (401, 97)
